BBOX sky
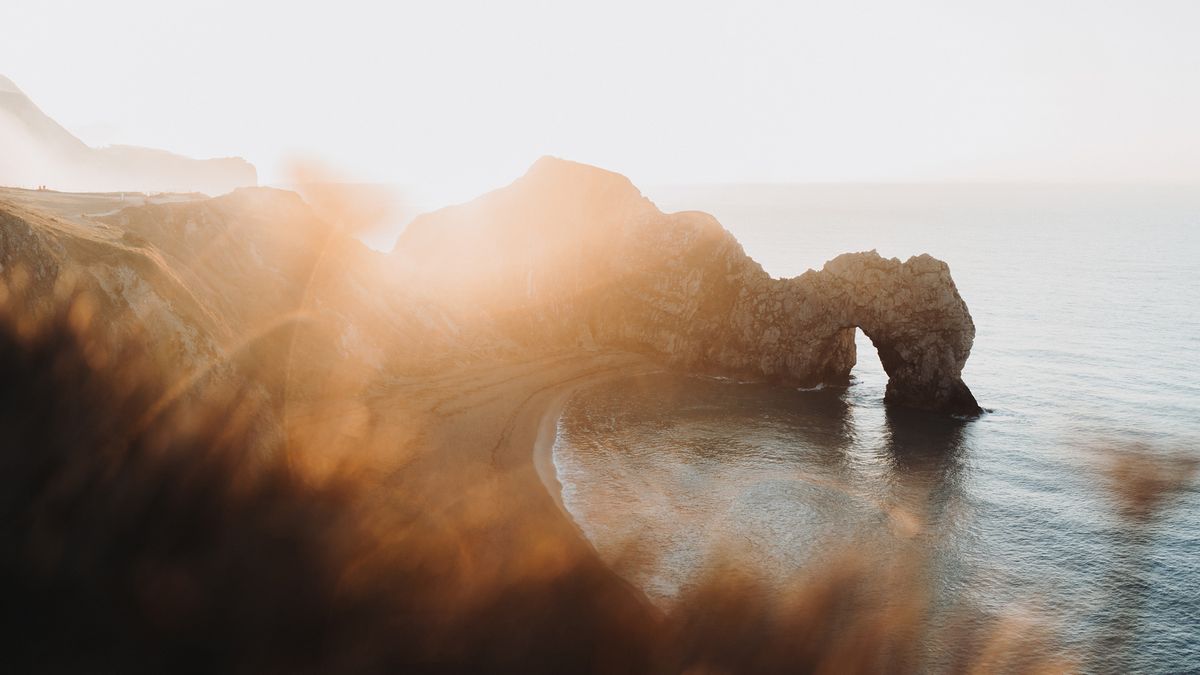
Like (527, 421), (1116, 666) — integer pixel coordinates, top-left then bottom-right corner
(2, 0), (1199, 204)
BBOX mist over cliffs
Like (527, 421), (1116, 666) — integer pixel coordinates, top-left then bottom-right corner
(0, 75), (256, 195)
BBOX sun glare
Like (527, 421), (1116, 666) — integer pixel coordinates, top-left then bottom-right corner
(1, 1), (1198, 672)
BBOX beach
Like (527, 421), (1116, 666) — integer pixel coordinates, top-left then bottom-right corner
(363, 349), (663, 614)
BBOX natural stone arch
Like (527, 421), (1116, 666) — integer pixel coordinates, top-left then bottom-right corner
(779, 252), (981, 415)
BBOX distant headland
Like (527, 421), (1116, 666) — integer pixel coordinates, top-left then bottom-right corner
(0, 74), (256, 195)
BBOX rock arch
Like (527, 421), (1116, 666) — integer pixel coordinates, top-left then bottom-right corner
(774, 251), (981, 415)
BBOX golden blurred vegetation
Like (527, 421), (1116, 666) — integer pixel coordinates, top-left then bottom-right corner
(0, 263), (1193, 674)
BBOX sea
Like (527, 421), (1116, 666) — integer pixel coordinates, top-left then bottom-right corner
(550, 184), (1200, 672)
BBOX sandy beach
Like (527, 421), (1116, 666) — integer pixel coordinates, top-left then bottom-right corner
(364, 349), (663, 613)
(532, 385), (574, 515)
(530, 359), (663, 518)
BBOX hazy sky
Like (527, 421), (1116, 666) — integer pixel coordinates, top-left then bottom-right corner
(2, 0), (1198, 202)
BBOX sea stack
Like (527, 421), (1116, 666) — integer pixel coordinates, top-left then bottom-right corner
(393, 157), (981, 416)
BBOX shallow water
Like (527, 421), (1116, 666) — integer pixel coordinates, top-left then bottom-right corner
(553, 184), (1200, 671)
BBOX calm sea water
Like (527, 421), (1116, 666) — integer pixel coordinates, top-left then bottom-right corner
(552, 184), (1200, 672)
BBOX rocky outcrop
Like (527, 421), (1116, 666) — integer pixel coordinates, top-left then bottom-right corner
(773, 252), (979, 415)
(394, 157), (980, 415)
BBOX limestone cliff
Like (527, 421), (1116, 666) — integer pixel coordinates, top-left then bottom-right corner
(394, 157), (981, 415)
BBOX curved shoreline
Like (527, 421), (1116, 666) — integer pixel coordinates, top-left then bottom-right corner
(531, 363), (662, 524)
(522, 360), (665, 617)
(532, 385), (575, 516)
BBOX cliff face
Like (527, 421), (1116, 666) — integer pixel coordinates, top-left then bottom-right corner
(0, 195), (228, 369)
(0, 189), (481, 459)
(96, 188), (479, 380)
(394, 157), (980, 415)
(0, 186), (507, 395)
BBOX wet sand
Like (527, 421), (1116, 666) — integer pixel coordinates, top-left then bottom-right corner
(530, 361), (662, 517)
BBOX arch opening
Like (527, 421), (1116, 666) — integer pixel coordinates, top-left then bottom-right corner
(850, 327), (888, 389)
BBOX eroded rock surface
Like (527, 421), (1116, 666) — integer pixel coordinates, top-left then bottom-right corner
(394, 157), (981, 415)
